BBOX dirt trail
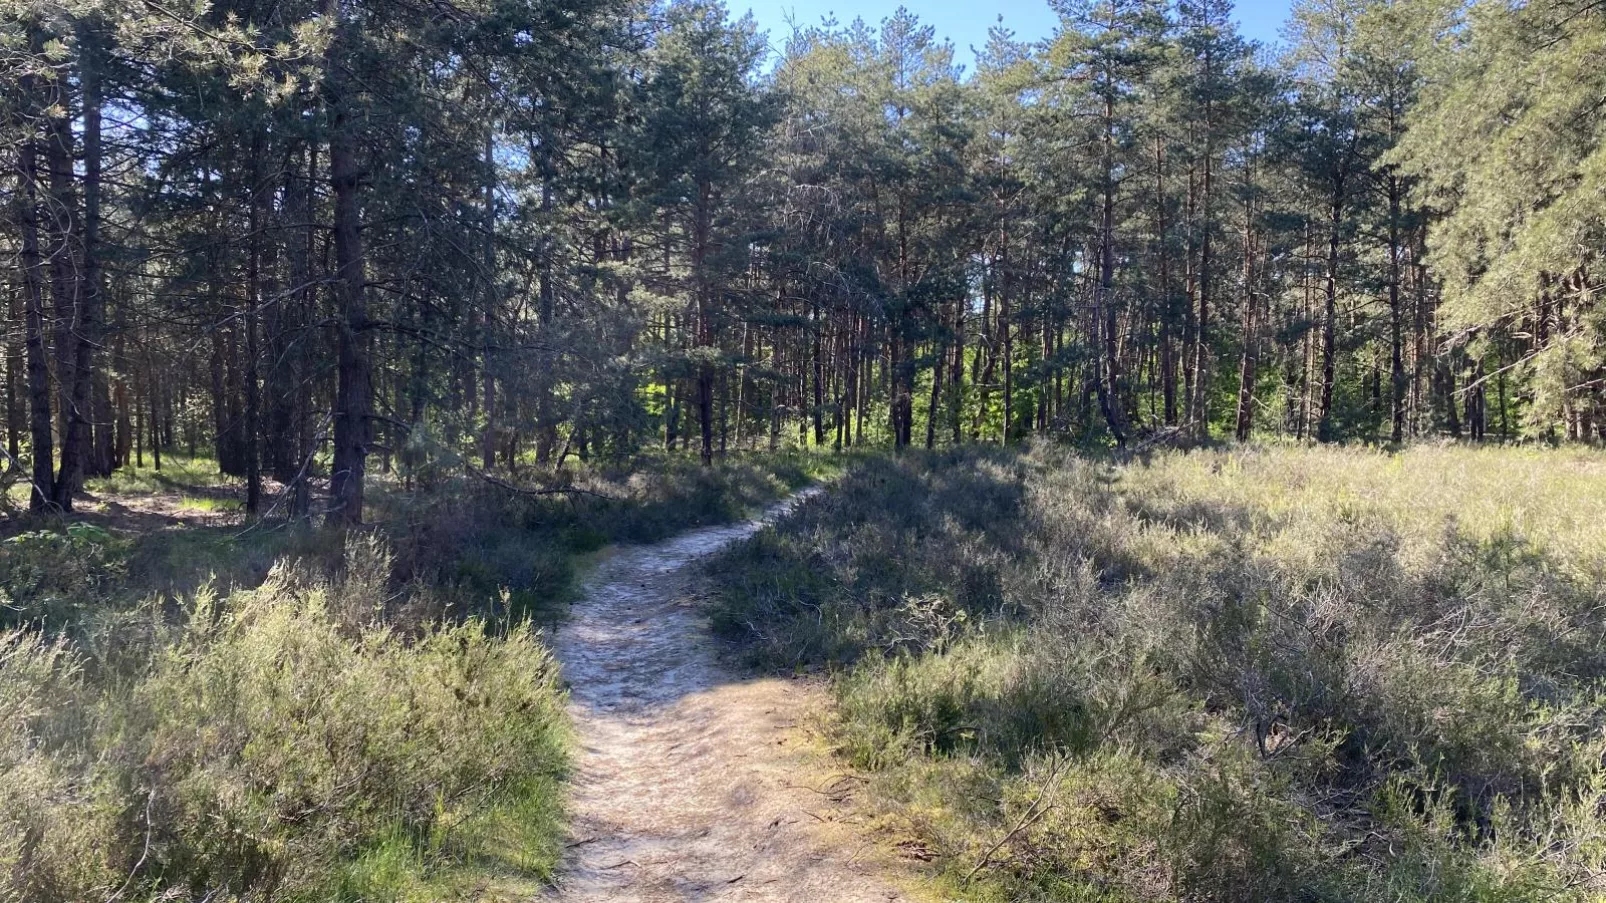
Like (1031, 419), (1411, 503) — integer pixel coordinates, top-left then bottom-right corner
(545, 494), (912, 903)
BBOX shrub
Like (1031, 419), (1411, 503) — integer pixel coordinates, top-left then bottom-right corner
(0, 563), (568, 903)
(2, 449), (819, 902)
(0, 523), (126, 634)
(0, 630), (121, 903)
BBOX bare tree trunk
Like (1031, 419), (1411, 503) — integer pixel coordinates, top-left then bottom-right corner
(693, 181), (715, 466)
(83, 25), (114, 479)
(535, 137), (557, 464)
(244, 131), (269, 515)
(1096, 92), (1126, 446)
(1001, 241), (1015, 445)
(1387, 175), (1406, 443)
(925, 312), (944, 450)
(949, 295), (965, 445)
(1234, 179), (1256, 442)
(1191, 128), (1214, 439)
(481, 125), (498, 472)
(812, 298), (825, 446)
(6, 286), (21, 459)
(1182, 163), (1197, 426)
(1156, 139), (1177, 428)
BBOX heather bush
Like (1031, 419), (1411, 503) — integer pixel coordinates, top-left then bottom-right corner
(710, 443), (1606, 901)
(388, 449), (825, 622)
(1, 547), (568, 903)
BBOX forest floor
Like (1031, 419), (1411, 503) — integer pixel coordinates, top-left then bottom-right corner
(541, 490), (923, 903)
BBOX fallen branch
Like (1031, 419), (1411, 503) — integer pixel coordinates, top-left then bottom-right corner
(963, 755), (1072, 885)
(465, 465), (619, 501)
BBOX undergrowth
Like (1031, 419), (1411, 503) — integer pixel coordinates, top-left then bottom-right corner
(1, 450), (822, 902)
(709, 443), (1606, 901)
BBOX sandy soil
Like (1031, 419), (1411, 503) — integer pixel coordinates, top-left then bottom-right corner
(545, 494), (916, 903)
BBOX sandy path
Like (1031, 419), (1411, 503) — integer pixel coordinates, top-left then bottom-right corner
(545, 494), (911, 903)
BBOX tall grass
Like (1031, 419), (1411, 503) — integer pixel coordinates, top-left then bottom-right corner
(709, 443), (1606, 901)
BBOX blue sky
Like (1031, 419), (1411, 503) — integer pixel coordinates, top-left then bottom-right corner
(739, 0), (1293, 69)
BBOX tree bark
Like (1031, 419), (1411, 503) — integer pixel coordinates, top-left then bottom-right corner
(1317, 174), (1344, 441)
(1234, 179), (1256, 442)
(693, 180), (715, 465)
(1098, 91), (1126, 446)
(1387, 174), (1406, 443)
(16, 79), (56, 510)
(327, 1), (373, 524)
(45, 56), (86, 505)
(481, 124), (498, 472)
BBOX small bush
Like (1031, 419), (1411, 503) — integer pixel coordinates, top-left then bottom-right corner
(3, 448), (820, 902)
(0, 523), (126, 634)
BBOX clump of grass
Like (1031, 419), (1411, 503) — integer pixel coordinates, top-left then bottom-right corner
(709, 443), (1606, 901)
(0, 522), (127, 634)
(82, 454), (239, 497)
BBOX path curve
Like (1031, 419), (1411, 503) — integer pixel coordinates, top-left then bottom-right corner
(545, 493), (910, 903)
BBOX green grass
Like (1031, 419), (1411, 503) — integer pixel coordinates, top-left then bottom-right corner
(83, 454), (235, 496)
(708, 442), (1606, 902)
(337, 774), (567, 902)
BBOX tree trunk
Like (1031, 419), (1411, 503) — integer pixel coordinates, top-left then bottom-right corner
(46, 60), (86, 505)
(16, 91), (55, 510)
(1234, 181), (1256, 442)
(693, 180), (715, 466)
(1096, 92), (1126, 446)
(83, 26), (114, 479)
(1317, 176), (1343, 441)
(6, 286), (22, 459)
(327, 3), (373, 525)
(812, 298), (825, 447)
(1001, 243), (1015, 445)
(535, 137), (557, 465)
(481, 125), (498, 472)
(1191, 129), (1214, 439)
(243, 131), (269, 515)
(1387, 175), (1406, 443)
(1156, 139), (1177, 428)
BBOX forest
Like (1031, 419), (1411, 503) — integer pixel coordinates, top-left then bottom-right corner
(0, 0), (1598, 519)
(3, 0), (1606, 900)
